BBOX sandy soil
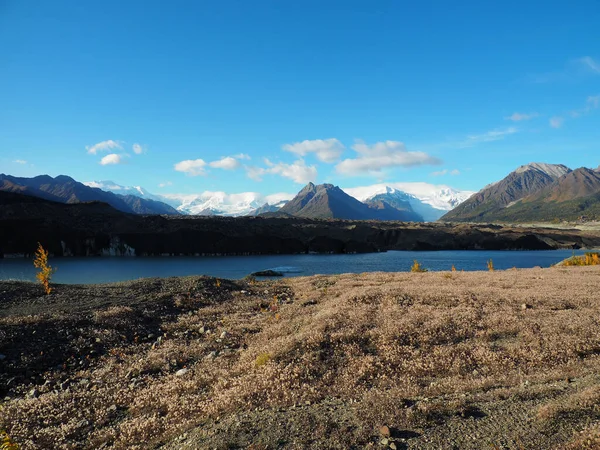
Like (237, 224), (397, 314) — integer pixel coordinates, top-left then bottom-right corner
(1, 267), (600, 449)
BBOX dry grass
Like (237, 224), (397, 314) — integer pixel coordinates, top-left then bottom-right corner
(1, 267), (600, 448)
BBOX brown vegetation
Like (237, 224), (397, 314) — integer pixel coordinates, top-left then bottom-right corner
(562, 252), (600, 267)
(1, 431), (20, 450)
(1, 266), (600, 449)
(32, 243), (54, 295)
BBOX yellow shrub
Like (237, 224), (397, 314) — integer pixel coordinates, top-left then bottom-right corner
(563, 252), (600, 267)
(1, 430), (20, 450)
(255, 353), (272, 368)
(410, 260), (427, 273)
(487, 259), (494, 272)
(33, 243), (55, 295)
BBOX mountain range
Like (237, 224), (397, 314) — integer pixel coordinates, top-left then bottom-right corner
(3, 162), (600, 223)
(0, 174), (179, 215)
(276, 182), (422, 221)
(442, 163), (600, 223)
(88, 180), (471, 220)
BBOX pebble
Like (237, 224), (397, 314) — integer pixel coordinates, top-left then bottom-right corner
(28, 388), (39, 398)
(389, 444), (397, 450)
(175, 368), (189, 377)
(220, 331), (228, 339)
(379, 426), (391, 437)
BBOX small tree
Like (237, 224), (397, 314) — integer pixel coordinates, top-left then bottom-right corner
(33, 243), (55, 295)
(411, 260), (428, 273)
(487, 259), (495, 272)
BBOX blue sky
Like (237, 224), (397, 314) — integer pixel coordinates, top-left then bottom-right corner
(1, 0), (599, 196)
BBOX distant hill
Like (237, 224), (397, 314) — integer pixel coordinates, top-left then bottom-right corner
(441, 163), (572, 222)
(0, 174), (180, 215)
(442, 163), (600, 223)
(277, 182), (421, 221)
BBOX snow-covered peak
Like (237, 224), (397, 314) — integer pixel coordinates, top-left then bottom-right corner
(83, 180), (162, 201)
(514, 163), (571, 180)
(343, 183), (474, 211)
(160, 191), (295, 216)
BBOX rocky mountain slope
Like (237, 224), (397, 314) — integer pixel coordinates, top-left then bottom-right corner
(0, 174), (179, 215)
(441, 163), (573, 222)
(476, 167), (600, 223)
(277, 183), (422, 221)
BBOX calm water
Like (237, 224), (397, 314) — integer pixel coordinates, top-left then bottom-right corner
(0, 250), (585, 284)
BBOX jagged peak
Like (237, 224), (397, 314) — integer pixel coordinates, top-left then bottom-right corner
(514, 162), (571, 179)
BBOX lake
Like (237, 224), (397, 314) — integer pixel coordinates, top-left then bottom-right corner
(0, 250), (584, 284)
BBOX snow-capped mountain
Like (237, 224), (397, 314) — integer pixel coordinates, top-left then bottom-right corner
(160, 191), (294, 216)
(343, 183), (475, 221)
(83, 181), (164, 203)
(83, 179), (472, 220)
(247, 200), (289, 216)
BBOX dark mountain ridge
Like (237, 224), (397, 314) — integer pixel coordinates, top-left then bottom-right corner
(0, 174), (180, 215)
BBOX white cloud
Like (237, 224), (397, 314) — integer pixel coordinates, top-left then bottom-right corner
(246, 159), (318, 184)
(245, 166), (267, 181)
(462, 127), (518, 146)
(505, 112), (539, 121)
(86, 140), (122, 155)
(158, 181), (173, 188)
(174, 159), (207, 176)
(549, 116), (564, 128)
(282, 138), (344, 163)
(431, 169), (460, 177)
(265, 192), (294, 204)
(132, 143), (144, 155)
(13, 159), (27, 164)
(209, 156), (241, 170)
(265, 159), (317, 183)
(578, 56), (600, 74)
(99, 154), (125, 165)
(335, 140), (441, 176)
(233, 153), (251, 160)
(568, 95), (600, 119)
(531, 57), (600, 83)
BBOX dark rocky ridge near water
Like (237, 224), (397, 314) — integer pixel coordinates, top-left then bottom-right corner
(2, 191), (600, 257)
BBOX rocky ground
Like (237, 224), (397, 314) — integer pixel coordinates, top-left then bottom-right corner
(1, 267), (600, 449)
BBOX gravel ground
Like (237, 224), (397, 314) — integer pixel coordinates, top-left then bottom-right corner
(1, 268), (600, 449)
